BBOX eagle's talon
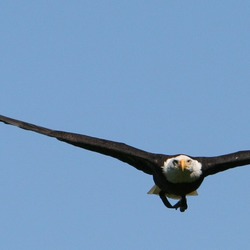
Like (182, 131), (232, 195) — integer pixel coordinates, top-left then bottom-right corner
(173, 197), (187, 212)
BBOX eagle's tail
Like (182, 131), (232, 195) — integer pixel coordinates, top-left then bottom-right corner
(147, 185), (198, 200)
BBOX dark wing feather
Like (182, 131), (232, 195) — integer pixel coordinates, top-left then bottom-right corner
(0, 115), (162, 175)
(199, 151), (250, 177)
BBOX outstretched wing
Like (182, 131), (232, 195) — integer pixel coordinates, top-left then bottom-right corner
(0, 115), (163, 174)
(199, 151), (250, 177)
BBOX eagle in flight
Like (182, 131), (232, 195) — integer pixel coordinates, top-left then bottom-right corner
(1, 114), (250, 212)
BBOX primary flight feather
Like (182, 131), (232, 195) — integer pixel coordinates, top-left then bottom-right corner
(1, 114), (250, 212)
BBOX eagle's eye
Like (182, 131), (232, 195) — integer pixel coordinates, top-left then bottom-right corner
(173, 159), (178, 166)
(187, 159), (192, 164)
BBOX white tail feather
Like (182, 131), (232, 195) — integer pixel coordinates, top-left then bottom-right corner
(147, 185), (198, 200)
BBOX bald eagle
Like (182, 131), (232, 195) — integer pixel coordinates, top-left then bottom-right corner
(1, 114), (250, 212)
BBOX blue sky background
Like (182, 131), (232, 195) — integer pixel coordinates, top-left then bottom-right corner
(1, 1), (250, 249)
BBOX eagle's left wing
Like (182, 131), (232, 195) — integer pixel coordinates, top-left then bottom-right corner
(198, 151), (250, 177)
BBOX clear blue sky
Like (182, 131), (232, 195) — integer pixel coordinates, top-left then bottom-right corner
(1, 1), (250, 249)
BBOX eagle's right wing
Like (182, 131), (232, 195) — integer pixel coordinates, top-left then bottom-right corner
(0, 115), (166, 175)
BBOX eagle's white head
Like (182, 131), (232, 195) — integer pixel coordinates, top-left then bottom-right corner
(162, 155), (202, 183)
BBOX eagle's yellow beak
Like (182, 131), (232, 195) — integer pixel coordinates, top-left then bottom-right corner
(180, 159), (186, 171)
